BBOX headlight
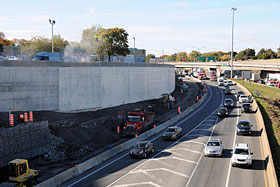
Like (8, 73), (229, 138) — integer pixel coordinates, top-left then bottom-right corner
(139, 150), (144, 154)
(172, 135), (176, 138)
(232, 158), (237, 162)
(246, 157), (251, 161)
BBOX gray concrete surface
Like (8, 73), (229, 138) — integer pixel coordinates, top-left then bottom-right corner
(0, 61), (174, 112)
(0, 121), (50, 167)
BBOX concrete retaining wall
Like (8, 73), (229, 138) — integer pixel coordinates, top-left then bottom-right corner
(0, 61), (175, 112)
(234, 81), (278, 187)
(36, 81), (208, 187)
(0, 121), (50, 167)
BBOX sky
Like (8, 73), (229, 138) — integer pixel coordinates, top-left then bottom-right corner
(1, 0), (280, 56)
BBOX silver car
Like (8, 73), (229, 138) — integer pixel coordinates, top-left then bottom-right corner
(204, 139), (223, 156)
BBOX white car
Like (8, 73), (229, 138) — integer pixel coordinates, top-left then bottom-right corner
(231, 143), (253, 167)
(239, 95), (249, 103)
(204, 139), (223, 156)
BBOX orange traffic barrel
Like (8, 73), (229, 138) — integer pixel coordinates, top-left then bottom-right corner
(10, 114), (14, 126)
(24, 112), (28, 123)
(29, 111), (33, 122)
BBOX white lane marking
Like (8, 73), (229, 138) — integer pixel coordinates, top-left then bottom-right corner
(112, 181), (162, 187)
(186, 86), (224, 187)
(176, 140), (205, 145)
(204, 119), (216, 122)
(167, 148), (200, 154)
(194, 129), (212, 132)
(154, 156), (197, 164)
(131, 168), (189, 178)
(107, 89), (218, 187)
(68, 84), (213, 187)
(201, 124), (214, 127)
(225, 101), (239, 187)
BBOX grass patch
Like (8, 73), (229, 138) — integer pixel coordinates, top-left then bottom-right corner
(234, 79), (280, 181)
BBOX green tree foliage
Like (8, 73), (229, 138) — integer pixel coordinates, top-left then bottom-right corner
(168, 53), (177, 61)
(18, 35), (68, 56)
(0, 32), (14, 46)
(235, 48), (256, 60)
(188, 51), (201, 61)
(176, 52), (187, 62)
(146, 54), (155, 62)
(257, 48), (276, 59)
(98, 28), (130, 62)
(277, 47), (280, 58)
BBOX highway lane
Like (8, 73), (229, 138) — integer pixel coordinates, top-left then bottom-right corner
(62, 83), (224, 187)
(187, 81), (267, 187)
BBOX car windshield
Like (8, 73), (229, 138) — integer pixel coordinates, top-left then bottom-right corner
(228, 81), (232, 84)
(238, 91), (244, 95)
(243, 104), (250, 107)
(234, 148), (249, 155)
(128, 116), (141, 122)
(225, 100), (232, 103)
(238, 121), (250, 127)
(166, 128), (176, 132)
(219, 109), (227, 112)
(134, 143), (146, 148)
(207, 142), (220, 146)
(240, 95), (247, 98)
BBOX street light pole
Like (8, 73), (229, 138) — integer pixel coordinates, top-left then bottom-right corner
(49, 19), (56, 53)
(230, 8), (237, 78)
(133, 37), (136, 63)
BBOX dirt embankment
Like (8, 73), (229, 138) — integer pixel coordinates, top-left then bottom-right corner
(0, 78), (204, 182)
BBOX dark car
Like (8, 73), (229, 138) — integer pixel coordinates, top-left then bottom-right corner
(218, 107), (228, 117)
(129, 141), (154, 158)
(225, 88), (231, 95)
(237, 120), (252, 135)
(224, 98), (234, 108)
(162, 126), (183, 141)
(241, 103), (252, 113)
(236, 91), (245, 98)
(224, 85), (229, 89)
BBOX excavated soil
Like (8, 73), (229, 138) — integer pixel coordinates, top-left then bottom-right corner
(0, 78), (204, 183)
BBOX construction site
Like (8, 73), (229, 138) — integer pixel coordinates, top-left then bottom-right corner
(0, 73), (204, 184)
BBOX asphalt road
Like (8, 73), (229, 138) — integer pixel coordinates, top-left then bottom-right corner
(61, 81), (268, 187)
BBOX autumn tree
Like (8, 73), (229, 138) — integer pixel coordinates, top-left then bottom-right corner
(188, 51), (201, 62)
(257, 48), (276, 59)
(81, 25), (103, 54)
(0, 32), (14, 46)
(99, 28), (130, 62)
(176, 52), (187, 62)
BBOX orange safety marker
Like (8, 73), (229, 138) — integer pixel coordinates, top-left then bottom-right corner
(24, 112), (28, 123)
(187, 107), (190, 109)
(29, 111), (33, 122)
(178, 107), (181, 114)
(154, 124), (156, 128)
(135, 134), (138, 138)
(181, 89), (183, 94)
(197, 96), (199, 101)
(10, 114), (14, 126)
(117, 126), (120, 134)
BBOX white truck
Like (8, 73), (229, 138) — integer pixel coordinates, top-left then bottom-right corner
(251, 73), (260, 82)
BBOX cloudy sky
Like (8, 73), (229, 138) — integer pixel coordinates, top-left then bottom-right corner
(1, 0), (280, 56)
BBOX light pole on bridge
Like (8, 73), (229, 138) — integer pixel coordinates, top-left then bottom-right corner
(230, 8), (237, 78)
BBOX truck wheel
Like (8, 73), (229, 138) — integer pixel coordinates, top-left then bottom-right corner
(27, 177), (37, 187)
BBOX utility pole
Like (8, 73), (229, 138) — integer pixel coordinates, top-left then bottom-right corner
(49, 19), (56, 53)
(133, 37), (136, 63)
(230, 8), (237, 78)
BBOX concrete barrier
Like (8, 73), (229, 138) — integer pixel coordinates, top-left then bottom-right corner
(36, 82), (208, 187)
(233, 80), (278, 187)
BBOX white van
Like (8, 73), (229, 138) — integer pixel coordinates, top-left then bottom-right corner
(217, 77), (224, 86)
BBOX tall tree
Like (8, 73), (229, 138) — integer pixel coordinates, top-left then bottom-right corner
(81, 25), (103, 54)
(176, 52), (187, 62)
(188, 51), (201, 62)
(98, 28), (130, 62)
(235, 48), (255, 60)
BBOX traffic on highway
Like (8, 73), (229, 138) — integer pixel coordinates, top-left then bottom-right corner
(61, 79), (269, 187)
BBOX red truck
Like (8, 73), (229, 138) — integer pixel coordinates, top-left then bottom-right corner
(123, 111), (156, 136)
(198, 72), (206, 80)
(205, 71), (217, 81)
